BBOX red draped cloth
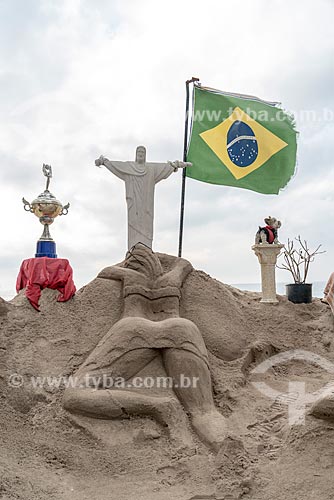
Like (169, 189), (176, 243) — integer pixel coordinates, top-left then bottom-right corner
(16, 257), (76, 311)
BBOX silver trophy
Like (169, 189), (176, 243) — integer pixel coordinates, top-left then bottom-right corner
(22, 164), (70, 257)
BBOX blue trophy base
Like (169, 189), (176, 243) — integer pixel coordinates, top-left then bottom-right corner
(35, 240), (57, 258)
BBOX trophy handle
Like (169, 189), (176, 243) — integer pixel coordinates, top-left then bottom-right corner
(60, 203), (70, 216)
(22, 197), (33, 212)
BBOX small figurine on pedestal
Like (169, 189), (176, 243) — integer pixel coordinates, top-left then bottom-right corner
(252, 216), (283, 304)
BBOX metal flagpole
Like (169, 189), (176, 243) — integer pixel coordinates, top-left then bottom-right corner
(178, 77), (199, 257)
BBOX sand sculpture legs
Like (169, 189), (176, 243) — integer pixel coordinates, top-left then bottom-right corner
(63, 317), (227, 451)
(162, 348), (228, 450)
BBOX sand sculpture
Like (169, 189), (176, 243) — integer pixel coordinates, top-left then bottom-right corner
(95, 146), (191, 250)
(3, 252), (334, 498)
(63, 243), (227, 451)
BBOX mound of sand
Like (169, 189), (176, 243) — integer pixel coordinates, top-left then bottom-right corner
(0, 254), (333, 500)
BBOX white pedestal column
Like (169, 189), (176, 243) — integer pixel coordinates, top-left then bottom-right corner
(252, 244), (284, 304)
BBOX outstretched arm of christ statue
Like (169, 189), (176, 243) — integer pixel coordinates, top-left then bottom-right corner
(95, 156), (132, 180)
(168, 160), (192, 172)
(95, 155), (192, 182)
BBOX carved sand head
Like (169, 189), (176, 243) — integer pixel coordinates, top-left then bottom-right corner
(135, 146), (146, 165)
(124, 243), (163, 279)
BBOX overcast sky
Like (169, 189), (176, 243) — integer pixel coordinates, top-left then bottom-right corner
(1, 0), (333, 299)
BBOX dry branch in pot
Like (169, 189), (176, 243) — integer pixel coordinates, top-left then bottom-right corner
(277, 236), (325, 284)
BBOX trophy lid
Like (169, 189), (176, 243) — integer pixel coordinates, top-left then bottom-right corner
(32, 189), (62, 207)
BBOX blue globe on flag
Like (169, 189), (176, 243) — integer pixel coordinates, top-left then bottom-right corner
(227, 121), (258, 167)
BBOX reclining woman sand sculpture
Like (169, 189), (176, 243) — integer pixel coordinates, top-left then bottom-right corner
(63, 243), (227, 451)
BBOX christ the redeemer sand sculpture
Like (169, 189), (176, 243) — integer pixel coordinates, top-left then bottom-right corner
(95, 145), (191, 249)
(63, 243), (227, 451)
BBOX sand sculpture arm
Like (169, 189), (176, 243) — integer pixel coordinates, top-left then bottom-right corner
(158, 258), (193, 287)
(98, 265), (140, 281)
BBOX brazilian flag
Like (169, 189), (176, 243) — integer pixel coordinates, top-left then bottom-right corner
(186, 85), (297, 194)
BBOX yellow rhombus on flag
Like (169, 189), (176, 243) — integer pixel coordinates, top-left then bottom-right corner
(200, 106), (288, 180)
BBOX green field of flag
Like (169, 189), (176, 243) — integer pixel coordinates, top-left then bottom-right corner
(186, 85), (297, 194)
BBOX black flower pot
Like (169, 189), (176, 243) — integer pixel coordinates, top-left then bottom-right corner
(286, 283), (313, 304)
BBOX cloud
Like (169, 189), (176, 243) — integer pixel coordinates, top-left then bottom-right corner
(0, 0), (333, 299)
